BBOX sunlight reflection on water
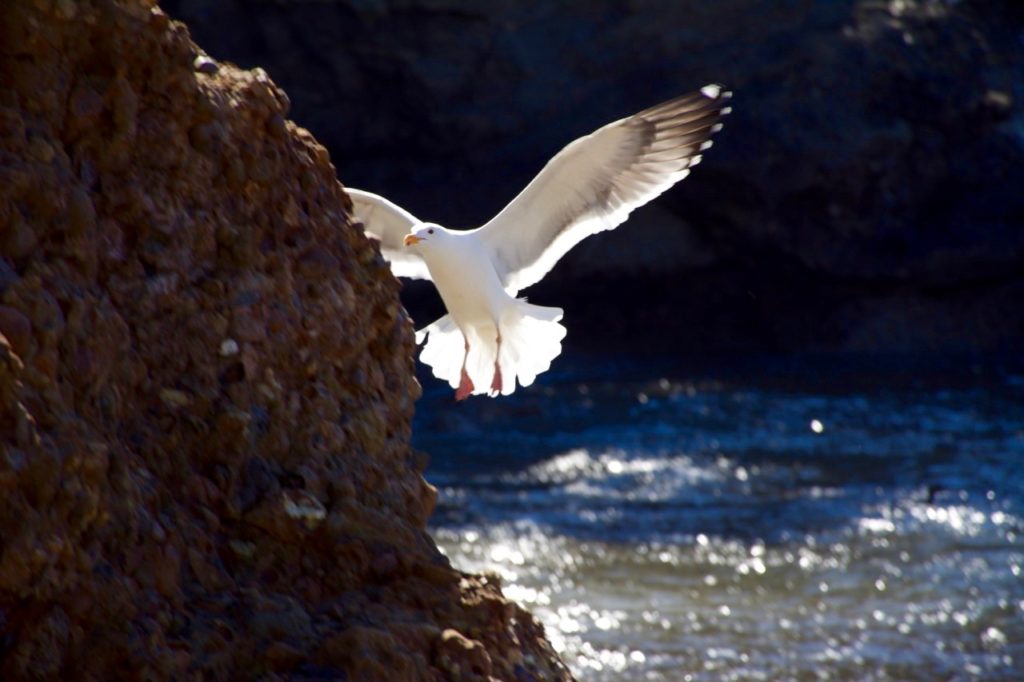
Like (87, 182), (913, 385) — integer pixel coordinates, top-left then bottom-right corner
(420, 361), (1024, 680)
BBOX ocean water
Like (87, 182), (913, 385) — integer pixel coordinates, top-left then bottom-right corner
(415, 354), (1024, 681)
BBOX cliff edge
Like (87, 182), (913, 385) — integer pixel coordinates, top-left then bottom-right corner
(0, 1), (569, 679)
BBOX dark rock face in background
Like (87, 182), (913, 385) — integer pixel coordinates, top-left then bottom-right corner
(164, 0), (1024, 354)
(0, 1), (569, 679)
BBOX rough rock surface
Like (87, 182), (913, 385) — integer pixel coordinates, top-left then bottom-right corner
(0, 1), (570, 679)
(164, 0), (1024, 354)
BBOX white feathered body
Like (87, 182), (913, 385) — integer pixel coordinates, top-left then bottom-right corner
(416, 232), (565, 397)
(422, 233), (507, 329)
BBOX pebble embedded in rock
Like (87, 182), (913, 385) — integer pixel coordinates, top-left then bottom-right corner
(159, 387), (191, 408)
(282, 489), (326, 529)
(229, 539), (256, 558)
(193, 54), (219, 74)
(219, 338), (239, 356)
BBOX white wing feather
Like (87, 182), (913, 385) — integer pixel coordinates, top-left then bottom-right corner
(476, 85), (731, 295)
(347, 188), (431, 280)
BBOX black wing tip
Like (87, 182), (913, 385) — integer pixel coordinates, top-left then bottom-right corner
(699, 84), (732, 119)
(640, 84), (733, 122)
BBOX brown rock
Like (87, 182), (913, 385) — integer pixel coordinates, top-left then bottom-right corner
(264, 641), (304, 672)
(66, 82), (104, 140)
(435, 628), (494, 680)
(4, 210), (37, 260)
(0, 1), (571, 680)
(317, 626), (420, 681)
(0, 305), (32, 357)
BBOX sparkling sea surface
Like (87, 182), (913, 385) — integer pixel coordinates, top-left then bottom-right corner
(414, 354), (1024, 681)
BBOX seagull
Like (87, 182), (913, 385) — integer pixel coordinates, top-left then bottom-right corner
(349, 84), (730, 400)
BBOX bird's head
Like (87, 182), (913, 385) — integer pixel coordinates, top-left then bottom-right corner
(403, 222), (446, 251)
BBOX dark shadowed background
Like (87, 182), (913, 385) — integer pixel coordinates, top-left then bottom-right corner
(164, 0), (1024, 358)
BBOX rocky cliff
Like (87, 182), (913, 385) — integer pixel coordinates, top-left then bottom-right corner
(164, 0), (1024, 355)
(0, 1), (569, 679)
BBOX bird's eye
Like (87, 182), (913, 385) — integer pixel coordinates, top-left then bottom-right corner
(428, 228), (434, 235)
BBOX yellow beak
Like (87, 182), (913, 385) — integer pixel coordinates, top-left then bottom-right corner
(403, 234), (421, 247)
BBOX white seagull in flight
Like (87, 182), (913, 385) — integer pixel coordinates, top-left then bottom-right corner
(349, 84), (730, 400)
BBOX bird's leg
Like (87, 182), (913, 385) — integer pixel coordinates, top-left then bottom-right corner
(490, 330), (503, 395)
(455, 335), (474, 401)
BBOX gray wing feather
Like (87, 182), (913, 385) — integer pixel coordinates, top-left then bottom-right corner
(476, 85), (731, 294)
(347, 188), (430, 280)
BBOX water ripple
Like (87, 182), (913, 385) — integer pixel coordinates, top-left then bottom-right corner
(421, 359), (1024, 679)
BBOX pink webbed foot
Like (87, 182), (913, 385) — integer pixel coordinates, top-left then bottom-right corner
(490, 362), (503, 395)
(455, 368), (474, 401)
(490, 331), (503, 395)
(455, 335), (473, 401)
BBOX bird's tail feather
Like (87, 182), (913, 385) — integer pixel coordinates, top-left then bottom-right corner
(496, 301), (565, 395)
(416, 315), (464, 390)
(416, 300), (565, 398)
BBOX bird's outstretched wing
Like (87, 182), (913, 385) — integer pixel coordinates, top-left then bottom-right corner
(347, 188), (430, 280)
(476, 85), (730, 295)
